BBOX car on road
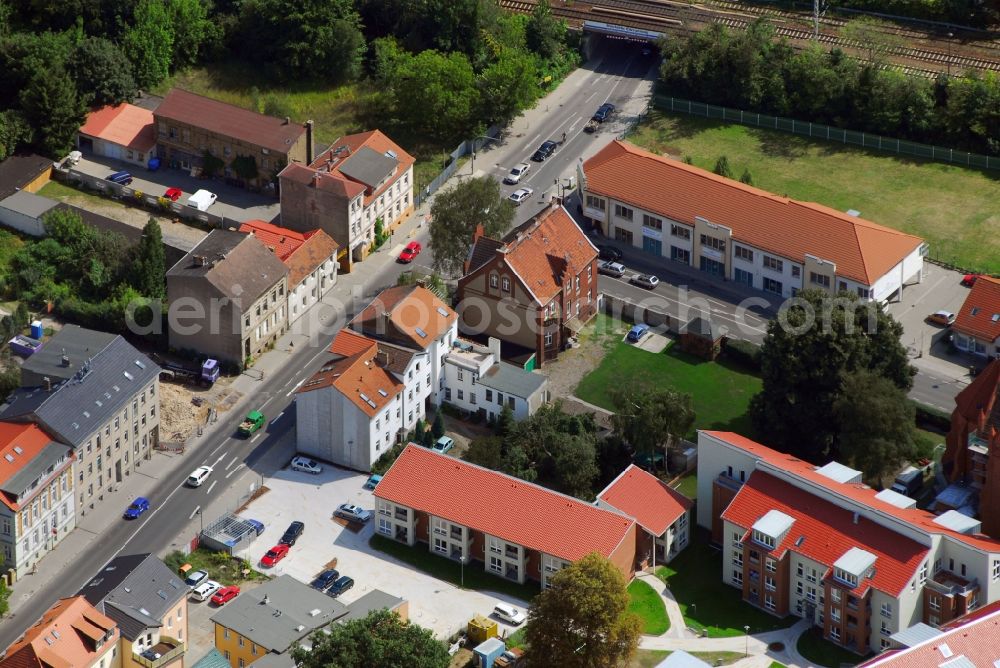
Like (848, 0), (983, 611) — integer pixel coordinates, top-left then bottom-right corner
(627, 324), (650, 343)
(327, 576), (355, 597)
(397, 241), (422, 264)
(592, 103), (616, 123)
(211, 585), (240, 606)
(927, 310), (956, 326)
(962, 274), (980, 287)
(190, 580), (222, 602)
(186, 465), (213, 487)
(432, 436), (454, 454)
(596, 245), (623, 262)
(311, 569), (340, 592)
(363, 474), (382, 490)
(504, 162), (531, 185)
(238, 410), (266, 437)
(493, 603), (527, 625)
(531, 140), (558, 162)
(164, 187), (183, 202)
(261, 544), (289, 567)
(508, 188), (533, 205)
(290, 455), (322, 474)
(584, 119), (600, 134)
(184, 569), (209, 588)
(280, 521), (304, 546)
(335, 503), (373, 523)
(630, 273), (659, 290)
(597, 260), (625, 278)
(123, 497), (149, 519)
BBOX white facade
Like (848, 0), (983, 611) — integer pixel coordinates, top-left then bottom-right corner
(347, 165), (413, 258)
(443, 347), (494, 415)
(442, 339), (548, 421)
(0, 462), (76, 579)
(428, 321), (457, 406)
(391, 350), (431, 431)
(287, 255), (338, 326)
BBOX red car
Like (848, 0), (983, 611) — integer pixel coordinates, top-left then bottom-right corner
(164, 187), (183, 202)
(962, 274), (979, 287)
(210, 585), (240, 606)
(261, 544), (289, 567)
(397, 241), (421, 263)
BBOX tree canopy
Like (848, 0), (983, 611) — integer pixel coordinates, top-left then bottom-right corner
(19, 65), (86, 157)
(69, 37), (137, 107)
(611, 387), (694, 469)
(123, 0), (174, 90)
(429, 176), (513, 276)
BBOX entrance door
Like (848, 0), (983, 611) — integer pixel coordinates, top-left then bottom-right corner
(642, 236), (662, 256)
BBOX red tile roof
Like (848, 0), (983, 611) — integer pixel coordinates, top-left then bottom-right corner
(375, 445), (635, 562)
(329, 329), (377, 358)
(1, 596), (118, 668)
(352, 285), (456, 350)
(298, 336), (402, 418)
(704, 431), (1000, 553)
(238, 220), (338, 287)
(859, 606), (1000, 667)
(597, 464), (692, 536)
(154, 89), (307, 154)
(953, 276), (1000, 343)
(79, 104), (156, 153)
(279, 161), (366, 199)
(950, 358), (1000, 431)
(310, 130), (415, 207)
(722, 471), (928, 597)
(0, 422), (63, 511)
(583, 141), (924, 286)
(238, 220), (307, 261)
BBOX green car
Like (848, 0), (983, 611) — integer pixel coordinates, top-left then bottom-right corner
(238, 410), (266, 437)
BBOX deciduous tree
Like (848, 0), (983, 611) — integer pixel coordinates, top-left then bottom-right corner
(389, 49), (478, 142)
(429, 176), (513, 276)
(69, 37), (137, 107)
(0, 109), (33, 161)
(123, 0), (174, 89)
(167, 0), (214, 70)
(611, 387), (695, 471)
(19, 65), (86, 157)
(477, 49), (539, 127)
(526, 0), (565, 60)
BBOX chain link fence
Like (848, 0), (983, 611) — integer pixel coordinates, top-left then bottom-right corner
(415, 126), (501, 207)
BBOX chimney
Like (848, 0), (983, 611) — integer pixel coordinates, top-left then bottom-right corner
(488, 337), (501, 363)
(472, 224), (485, 245)
(311, 172), (321, 188)
(60, 349), (70, 367)
(376, 351), (390, 366)
(305, 120), (314, 164)
(193, 255), (207, 267)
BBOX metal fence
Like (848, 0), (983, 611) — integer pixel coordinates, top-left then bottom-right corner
(415, 125), (501, 207)
(651, 95), (999, 171)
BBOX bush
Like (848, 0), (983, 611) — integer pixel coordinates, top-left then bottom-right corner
(723, 338), (762, 371)
(371, 441), (406, 475)
(913, 401), (951, 433)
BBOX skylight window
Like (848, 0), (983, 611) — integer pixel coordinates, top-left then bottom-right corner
(123, 371), (134, 381)
(135, 360), (146, 369)
(436, 307), (449, 317)
(13, 446), (22, 454)
(378, 389), (388, 397)
(415, 327), (428, 338)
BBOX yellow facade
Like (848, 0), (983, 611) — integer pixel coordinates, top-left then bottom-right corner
(214, 624), (266, 668)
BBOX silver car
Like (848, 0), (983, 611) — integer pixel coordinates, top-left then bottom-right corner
(598, 260), (626, 278)
(630, 273), (659, 290)
(290, 456), (322, 474)
(508, 188), (533, 205)
(504, 162), (531, 185)
(335, 503), (373, 523)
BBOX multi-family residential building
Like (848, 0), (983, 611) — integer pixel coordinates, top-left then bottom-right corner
(153, 88), (313, 191)
(79, 553), (189, 668)
(0, 596), (118, 668)
(0, 330), (160, 518)
(581, 141), (927, 303)
(698, 430), (1000, 655)
(279, 130), (414, 271)
(597, 464), (693, 570)
(458, 203), (599, 368)
(237, 220), (339, 326)
(951, 276), (1000, 359)
(166, 229), (289, 365)
(860, 602), (1000, 666)
(443, 338), (549, 421)
(374, 444), (637, 589)
(0, 422), (74, 578)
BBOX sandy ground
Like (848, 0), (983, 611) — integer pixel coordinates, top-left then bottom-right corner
(157, 379), (243, 444)
(538, 316), (628, 399)
(55, 195), (208, 248)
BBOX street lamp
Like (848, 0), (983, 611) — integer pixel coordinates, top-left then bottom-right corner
(744, 625), (751, 657)
(469, 134), (496, 176)
(460, 553), (468, 588)
(947, 32), (953, 77)
(197, 508), (204, 534)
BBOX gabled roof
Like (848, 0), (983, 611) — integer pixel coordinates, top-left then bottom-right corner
(238, 220), (338, 287)
(598, 464), (692, 536)
(2, 596), (117, 668)
(0, 422), (71, 511)
(278, 161), (365, 199)
(167, 229), (288, 305)
(951, 358), (1000, 435)
(953, 276), (1000, 343)
(0, 153), (53, 200)
(583, 141), (924, 286)
(375, 445), (635, 563)
(476, 362), (548, 399)
(298, 335), (402, 419)
(238, 220), (308, 261)
(309, 130), (415, 206)
(21, 324), (117, 383)
(351, 285), (456, 350)
(154, 89), (306, 154)
(79, 104), (156, 153)
(328, 329), (377, 358)
(859, 606), (1000, 667)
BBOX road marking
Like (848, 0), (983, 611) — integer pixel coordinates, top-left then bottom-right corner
(225, 456), (239, 471)
(251, 433), (261, 443)
(189, 506), (201, 520)
(286, 380), (304, 397)
(213, 453), (228, 467)
(207, 480), (217, 495)
(226, 464), (246, 480)
(271, 411), (284, 423)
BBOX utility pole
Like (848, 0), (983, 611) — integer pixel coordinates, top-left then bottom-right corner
(813, 0), (826, 40)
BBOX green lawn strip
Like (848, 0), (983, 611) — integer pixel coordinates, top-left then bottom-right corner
(796, 627), (868, 667)
(656, 531), (795, 638)
(505, 627), (527, 650)
(769, 663), (788, 668)
(370, 535), (538, 602)
(575, 341), (761, 438)
(627, 579), (670, 635)
(630, 650), (744, 668)
(628, 110), (1000, 274)
(39, 180), (116, 207)
(672, 473), (698, 500)
(164, 548), (268, 587)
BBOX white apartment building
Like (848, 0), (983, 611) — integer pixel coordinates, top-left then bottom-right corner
(443, 338), (549, 421)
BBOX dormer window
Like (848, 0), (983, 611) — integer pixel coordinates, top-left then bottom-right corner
(834, 568), (858, 588)
(752, 530), (775, 549)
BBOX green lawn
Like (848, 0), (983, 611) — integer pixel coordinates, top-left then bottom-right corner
(628, 110), (1000, 274)
(672, 473), (698, 500)
(505, 627), (527, 650)
(796, 627), (868, 667)
(627, 579), (670, 635)
(575, 340), (762, 438)
(630, 651), (744, 668)
(370, 535), (537, 602)
(770, 663), (788, 668)
(163, 549), (268, 587)
(655, 531), (796, 638)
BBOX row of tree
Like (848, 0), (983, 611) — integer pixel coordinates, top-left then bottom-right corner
(823, 0), (998, 26)
(659, 19), (1000, 156)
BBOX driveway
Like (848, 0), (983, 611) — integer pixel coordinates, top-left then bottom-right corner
(235, 462), (530, 639)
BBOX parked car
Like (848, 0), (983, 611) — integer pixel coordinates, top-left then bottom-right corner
(186, 465), (213, 487)
(280, 521), (304, 546)
(140, 650), (162, 662)
(335, 503), (373, 523)
(363, 474), (382, 490)
(261, 544), (289, 567)
(927, 310), (956, 326)
(432, 436), (455, 454)
(398, 241), (422, 264)
(190, 580), (222, 602)
(583, 119), (600, 134)
(531, 140), (558, 162)
(627, 324), (650, 343)
(123, 497), (149, 519)
(245, 519), (265, 536)
(592, 103), (616, 123)
(186, 189), (217, 212)
(596, 245), (623, 261)
(311, 569), (340, 592)
(598, 260), (625, 278)
(509, 188), (533, 205)
(106, 170), (133, 186)
(327, 576), (355, 597)
(164, 187), (183, 201)
(211, 585), (240, 606)
(962, 274), (980, 287)
(184, 569), (209, 588)
(630, 273), (659, 290)
(504, 162), (531, 185)
(493, 603), (526, 625)
(290, 455), (322, 474)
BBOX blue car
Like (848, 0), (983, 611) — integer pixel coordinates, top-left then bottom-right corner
(245, 519), (265, 536)
(363, 474), (382, 491)
(124, 497), (150, 519)
(627, 324), (649, 343)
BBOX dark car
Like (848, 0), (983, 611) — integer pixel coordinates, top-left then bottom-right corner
(106, 170), (133, 186)
(592, 103), (616, 123)
(279, 521), (304, 546)
(596, 245), (623, 262)
(531, 140), (558, 162)
(245, 519), (265, 536)
(327, 576), (355, 597)
(311, 569), (340, 592)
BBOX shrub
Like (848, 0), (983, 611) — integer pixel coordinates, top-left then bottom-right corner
(723, 338), (762, 371)
(371, 441), (406, 475)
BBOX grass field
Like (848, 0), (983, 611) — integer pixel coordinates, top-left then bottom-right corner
(575, 341), (761, 438)
(630, 650), (744, 667)
(627, 579), (670, 635)
(628, 110), (1000, 274)
(672, 473), (698, 500)
(796, 627), (869, 667)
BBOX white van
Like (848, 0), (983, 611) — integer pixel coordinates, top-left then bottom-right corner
(493, 603), (526, 625)
(186, 189), (218, 212)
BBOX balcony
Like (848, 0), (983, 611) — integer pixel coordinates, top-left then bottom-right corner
(927, 572), (978, 597)
(133, 637), (184, 668)
(715, 472), (743, 492)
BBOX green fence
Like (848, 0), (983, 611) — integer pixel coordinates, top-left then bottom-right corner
(651, 95), (999, 171)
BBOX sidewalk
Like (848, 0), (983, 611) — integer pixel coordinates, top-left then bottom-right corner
(639, 618), (814, 668)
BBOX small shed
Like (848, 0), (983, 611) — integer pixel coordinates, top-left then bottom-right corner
(473, 637), (506, 668)
(679, 316), (723, 360)
(199, 513), (263, 555)
(0, 190), (59, 236)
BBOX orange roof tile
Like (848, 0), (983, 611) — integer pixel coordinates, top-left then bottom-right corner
(953, 276), (1000, 343)
(0, 422), (62, 512)
(859, 606), (1000, 667)
(328, 329), (377, 358)
(2, 596), (117, 668)
(597, 464), (692, 536)
(79, 104), (155, 153)
(310, 130), (415, 207)
(279, 161), (366, 199)
(298, 341), (402, 418)
(238, 221), (338, 287)
(238, 220), (308, 261)
(352, 285), (456, 350)
(583, 141), (924, 286)
(375, 445), (635, 563)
